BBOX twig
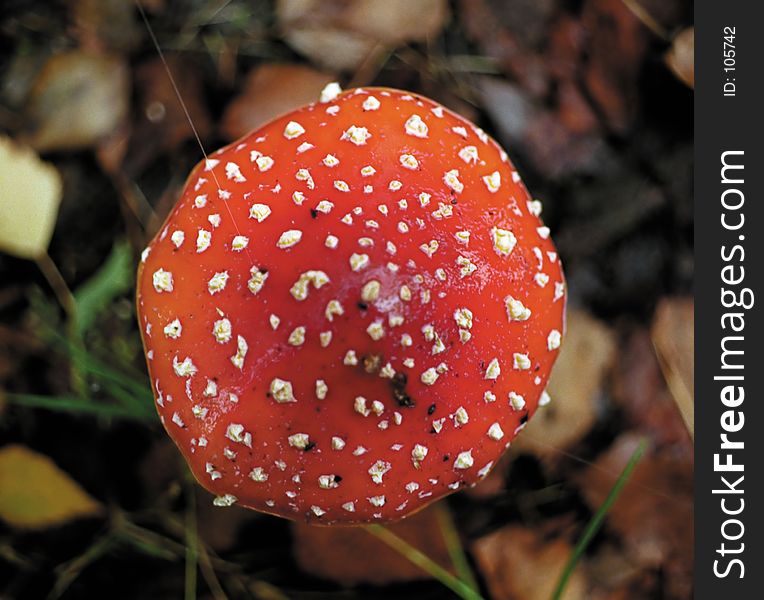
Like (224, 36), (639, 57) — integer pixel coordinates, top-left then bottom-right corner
(196, 543), (229, 600)
(34, 251), (88, 395)
(48, 534), (115, 600)
(35, 252), (76, 321)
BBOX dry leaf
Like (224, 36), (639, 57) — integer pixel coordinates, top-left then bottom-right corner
(631, 0), (689, 33)
(280, 27), (376, 72)
(221, 64), (334, 141)
(576, 434), (693, 572)
(612, 327), (691, 448)
(665, 27), (694, 89)
(0, 444), (102, 529)
(479, 78), (611, 180)
(515, 309), (616, 459)
(24, 51), (129, 152)
(651, 297), (693, 438)
(0, 136), (62, 259)
(292, 505), (452, 585)
(276, 0), (448, 71)
(72, 0), (141, 52)
(472, 525), (587, 600)
(458, 0), (551, 97)
(345, 0), (450, 44)
(557, 79), (600, 135)
(581, 0), (650, 134)
(586, 542), (644, 593)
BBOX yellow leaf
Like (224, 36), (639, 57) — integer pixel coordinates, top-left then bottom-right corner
(0, 444), (101, 529)
(0, 136), (62, 259)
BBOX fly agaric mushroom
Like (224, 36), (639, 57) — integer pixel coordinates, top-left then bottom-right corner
(137, 86), (566, 524)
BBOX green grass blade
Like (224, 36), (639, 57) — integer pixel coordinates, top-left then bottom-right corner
(77, 355), (153, 403)
(5, 393), (156, 422)
(40, 325), (155, 412)
(435, 503), (480, 594)
(550, 439), (647, 600)
(116, 520), (183, 561)
(97, 380), (155, 420)
(50, 330), (152, 400)
(73, 241), (134, 337)
(365, 524), (484, 600)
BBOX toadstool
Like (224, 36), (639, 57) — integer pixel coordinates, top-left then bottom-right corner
(136, 85), (566, 524)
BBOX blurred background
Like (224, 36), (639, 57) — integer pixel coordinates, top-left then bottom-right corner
(0, 1), (693, 598)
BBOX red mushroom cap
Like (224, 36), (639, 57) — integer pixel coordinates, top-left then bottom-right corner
(136, 86), (566, 524)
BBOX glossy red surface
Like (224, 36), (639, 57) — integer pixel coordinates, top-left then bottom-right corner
(136, 87), (566, 524)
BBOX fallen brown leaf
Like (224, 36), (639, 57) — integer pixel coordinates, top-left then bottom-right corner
(473, 525), (587, 600)
(344, 0), (450, 45)
(515, 309), (616, 459)
(581, 0), (650, 134)
(664, 27), (694, 89)
(72, 0), (141, 52)
(586, 542), (643, 593)
(651, 297), (693, 438)
(24, 52), (129, 152)
(612, 326), (692, 448)
(458, 0), (552, 97)
(292, 504), (452, 586)
(576, 433), (693, 595)
(281, 27), (375, 73)
(221, 64), (334, 142)
(276, 0), (449, 71)
(557, 80), (600, 136)
(628, 0), (689, 35)
(479, 78), (611, 180)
